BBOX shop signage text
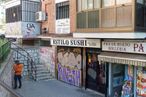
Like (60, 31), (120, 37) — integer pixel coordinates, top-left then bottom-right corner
(102, 41), (146, 54)
(51, 38), (100, 48)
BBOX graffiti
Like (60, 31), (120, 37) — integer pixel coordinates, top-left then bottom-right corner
(58, 64), (81, 86)
(57, 47), (82, 86)
(6, 22), (21, 35)
(57, 47), (81, 69)
(39, 47), (55, 77)
(22, 22), (40, 38)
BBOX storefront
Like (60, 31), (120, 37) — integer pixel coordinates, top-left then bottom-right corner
(86, 48), (106, 95)
(51, 38), (101, 88)
(98, 40), (146, 97)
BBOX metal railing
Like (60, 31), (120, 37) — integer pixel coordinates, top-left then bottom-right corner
(10, 42), (37, 81)
(0, 40), (10, 65)
(0, 39), (24, 97)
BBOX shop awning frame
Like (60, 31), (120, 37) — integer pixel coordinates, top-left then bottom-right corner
(98, 52), (146, 66)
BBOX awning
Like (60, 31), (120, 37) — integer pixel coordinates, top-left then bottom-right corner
(98, 52), (146, 66)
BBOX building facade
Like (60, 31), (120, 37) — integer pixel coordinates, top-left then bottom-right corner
(5, 0), (41, 45)
(39, 0), (146, 97)
(71, 0), (146, 97)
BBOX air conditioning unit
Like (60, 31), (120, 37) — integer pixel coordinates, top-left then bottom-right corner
(35, 11), (46, 22)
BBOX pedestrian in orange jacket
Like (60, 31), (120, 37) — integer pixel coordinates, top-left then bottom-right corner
(13, 60), (23, 89)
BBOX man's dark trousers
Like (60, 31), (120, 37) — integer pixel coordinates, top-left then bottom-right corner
(14, 75), (22, 89)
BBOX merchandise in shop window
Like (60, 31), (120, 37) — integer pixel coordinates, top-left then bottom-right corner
(121, 65), (133, 97)
(137, 67), (146, 96)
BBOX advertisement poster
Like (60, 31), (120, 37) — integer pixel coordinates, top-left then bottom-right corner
(57, 47), (82, 86)
(56, 19), (70, 34)
(137, 67), (146, 96)
(121, 65), (133, 97)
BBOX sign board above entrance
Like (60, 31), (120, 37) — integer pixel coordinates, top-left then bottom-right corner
(51, 38), (101, 48)
(102, 41), (146, 54)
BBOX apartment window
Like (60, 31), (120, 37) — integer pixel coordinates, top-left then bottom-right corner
(77, 0), (100, 11)
(102, 0), (115, 7)
(77, 12), (87, 28)
(137, 0), (144, 4)
(116, 0), (132, 5)
(88, 11), (99, 28)
(82, 0), (88, 10)
(88, 0), (93, 9)
(136, 0), (145, 27)
(56, 1), (69, 19)
(77, 0), (82, 12)
(6, 5), (22, 23)
(94, 0), (100, 9)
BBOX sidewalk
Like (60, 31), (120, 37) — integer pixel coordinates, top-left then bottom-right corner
(15, 79), (103, 97)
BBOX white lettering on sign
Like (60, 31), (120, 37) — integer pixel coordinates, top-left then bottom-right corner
(51, 38), (100, 48)
(102, 41), (146, 54)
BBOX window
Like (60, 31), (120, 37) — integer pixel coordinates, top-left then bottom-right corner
(6, 5), (22, 23)
(56, 1), (69, 19)
(94, 0), (100, 9)
(116, 0), (132, 5)
(102, 0), (115, 7)
(77, 0), (82, 12)
(88, 0), (93, 9)
(137, 0), (144, 4)
(82, 0), (87, 10)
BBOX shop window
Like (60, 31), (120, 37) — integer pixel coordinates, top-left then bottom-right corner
(102, 0), (115, 7)
(137, 67), (146, 96)
(112, 64), (134, 97)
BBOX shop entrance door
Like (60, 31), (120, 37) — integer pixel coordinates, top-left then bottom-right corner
(86, 53), (106, 94)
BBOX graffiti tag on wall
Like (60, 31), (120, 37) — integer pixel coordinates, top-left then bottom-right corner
(57, 47), (82, 86)
(22, 22), (40, 38)
(40, 47), (55, 77)
(58, 64), (81, 86)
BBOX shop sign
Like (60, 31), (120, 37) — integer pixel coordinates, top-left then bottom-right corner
(56, 19), (70, 34)
(102, 41), (146, 54)
(51, 38), (101, 48)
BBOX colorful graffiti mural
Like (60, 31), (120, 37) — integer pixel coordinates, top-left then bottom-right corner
(57, 47), (82, 86)
(58, 64), (81, 86)
(22, 22), (40, 38)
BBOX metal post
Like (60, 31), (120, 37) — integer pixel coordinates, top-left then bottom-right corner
(134, 66), (137, 97)
(108, 63), (112, 97)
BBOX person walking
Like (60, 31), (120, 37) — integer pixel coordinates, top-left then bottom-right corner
(13, 60), (23, 89)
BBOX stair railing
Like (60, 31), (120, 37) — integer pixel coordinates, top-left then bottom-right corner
(0, 39), (24, 97)
(10, 41), (37, 81)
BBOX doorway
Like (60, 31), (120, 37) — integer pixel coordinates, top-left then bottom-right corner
(86, 52), (106, 95)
